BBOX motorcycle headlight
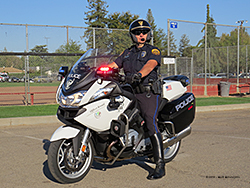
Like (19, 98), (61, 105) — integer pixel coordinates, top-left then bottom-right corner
(89, 87), (113, 102)
(58, 90), (87, 108)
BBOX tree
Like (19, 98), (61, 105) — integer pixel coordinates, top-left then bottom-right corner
(146, 9), (166, 52)
(30, 45), (48, 53)
(54, 40), (85, 68)
(83, 0), (110, 49)
(219, 28), (250, 46)
(179, 34), (191, 57)
(197, 4), (219, 48)
(0, 48), (24, 70)
(29, 45), (50, 72)
(107, 11), (139, 54)
(146, 9), (156, 44)
(162, 30), (178, 56)
(218, 28), (250, 73)
(107, 11), (138, 29)
(194, 4), (221, 74)
(56, 40), (83, 53)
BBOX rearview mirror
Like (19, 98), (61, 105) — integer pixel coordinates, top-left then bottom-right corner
(58, 66), (68, 77)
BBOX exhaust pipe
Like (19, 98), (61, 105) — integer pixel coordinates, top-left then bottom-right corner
(163, 126), (191, 148)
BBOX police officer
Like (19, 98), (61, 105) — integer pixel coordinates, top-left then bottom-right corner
(108, 19), (165, 180)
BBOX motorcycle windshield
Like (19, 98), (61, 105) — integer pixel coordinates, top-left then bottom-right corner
(62, 49), (117, 94)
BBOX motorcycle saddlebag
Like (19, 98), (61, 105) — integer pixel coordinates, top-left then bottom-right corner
(158, 93), (195, 133)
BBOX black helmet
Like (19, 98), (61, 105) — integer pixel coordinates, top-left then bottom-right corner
(129, 19), (152, 43)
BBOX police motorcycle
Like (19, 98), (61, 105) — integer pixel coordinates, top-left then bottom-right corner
(47, 49), (196, 184)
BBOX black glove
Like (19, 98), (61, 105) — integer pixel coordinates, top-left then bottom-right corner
(126, 73), (142, 85)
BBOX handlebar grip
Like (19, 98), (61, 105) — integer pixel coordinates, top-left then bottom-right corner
(120, 75), (126, 82)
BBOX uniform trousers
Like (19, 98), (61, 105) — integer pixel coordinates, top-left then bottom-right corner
(135, 92), (161, 137)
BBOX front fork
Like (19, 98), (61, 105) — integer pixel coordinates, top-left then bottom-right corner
(72, 128), (90, 157)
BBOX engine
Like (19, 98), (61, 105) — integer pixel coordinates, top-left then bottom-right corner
(119, 129), (151, 153)
(120, 129), (140, 147)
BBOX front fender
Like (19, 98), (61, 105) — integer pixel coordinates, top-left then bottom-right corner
(50, 125), (80, 142)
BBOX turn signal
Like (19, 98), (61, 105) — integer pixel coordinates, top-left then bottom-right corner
(81, 145), (86, 152)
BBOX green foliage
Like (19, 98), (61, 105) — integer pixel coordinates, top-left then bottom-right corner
(54, 40), (85, 68)
(146, 9), (181, 57)
(84, 0), (139, 54)
(29, 44), (54, 73)
(108, 11), (138, 29)
(219, 28), (250, 46)
(107, 12), (138, 54)
(30, 45), (48, 53)
(0, 47), (24, 70)
(165, 31), (178, 56)
(0, 55), (24, 70)
(56, 40), (83, 53)
(179, 34), (191, 57)
(208, 27), (250, 73)
(3, 1), (250, 75)
(156, 28), (168, 56)
(192, 4), (249, 74)
(146, 9), (168, 55)
(197, 4), (219, 48)
(84, 0), (109, 28)
(84, 0), (110, 49)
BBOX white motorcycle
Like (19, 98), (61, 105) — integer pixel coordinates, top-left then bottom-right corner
(48, 49), (196, 183)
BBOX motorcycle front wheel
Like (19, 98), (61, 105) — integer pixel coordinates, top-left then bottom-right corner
(48, 138), (94, 184)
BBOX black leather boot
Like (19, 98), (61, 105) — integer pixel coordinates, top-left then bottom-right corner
(147, 132), (165, 180)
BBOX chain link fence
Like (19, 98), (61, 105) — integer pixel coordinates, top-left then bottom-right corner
(167, 19), (250, 94)
(0, 23), (131, 105)
(0, 23), (130, 53)
(1, 21), (250, 103)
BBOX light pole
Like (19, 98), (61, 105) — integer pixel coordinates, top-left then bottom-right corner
(236, 20), (248, 45)
(235, 20), (248, 92)
(236, 20), (248, 26)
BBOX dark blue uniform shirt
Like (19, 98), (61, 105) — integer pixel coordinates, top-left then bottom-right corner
(114, 44), (161, 85)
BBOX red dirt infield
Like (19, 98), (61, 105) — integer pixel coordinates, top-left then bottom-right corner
(1, 81), (249, 106)
(0, 86), (58, 106)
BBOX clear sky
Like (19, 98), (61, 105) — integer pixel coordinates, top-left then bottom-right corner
(0, 0), (250, 51)
(1, 0), (249, 28)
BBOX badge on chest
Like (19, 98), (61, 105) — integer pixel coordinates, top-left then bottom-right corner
(141, 51), (147, 58)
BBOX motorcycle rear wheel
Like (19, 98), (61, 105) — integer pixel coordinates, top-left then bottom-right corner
(150, 140), (181, 163)
(163, 140), (181, 163)
(48, 138), (94, 184)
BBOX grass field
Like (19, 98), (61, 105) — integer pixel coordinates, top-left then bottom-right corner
(0, 104), (59, 118)
(0, 96), (249, 118)
(195, 96), (250, 106)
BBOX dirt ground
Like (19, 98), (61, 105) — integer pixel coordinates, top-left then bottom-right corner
(0, 86), (58, 106)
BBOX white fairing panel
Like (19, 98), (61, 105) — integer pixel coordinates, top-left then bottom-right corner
(50, 126), (80, 142)
(79, 80), (111, 105)
(75, 97), (131, 132)
(162, 80), (187, 101)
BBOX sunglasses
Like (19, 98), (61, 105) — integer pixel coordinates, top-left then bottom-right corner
(132, 29), (150, 35)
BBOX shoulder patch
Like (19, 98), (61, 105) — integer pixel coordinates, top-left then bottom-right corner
(152, 49), (160, 55)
